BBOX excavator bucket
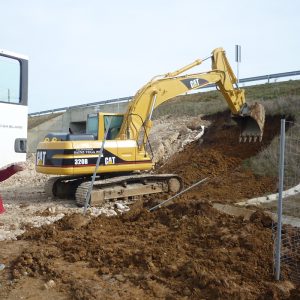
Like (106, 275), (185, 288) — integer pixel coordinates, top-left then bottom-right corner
(232, 102), (265, 142)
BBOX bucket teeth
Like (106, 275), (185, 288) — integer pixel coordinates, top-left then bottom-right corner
(239, 135), (262, 143)
(233, 102), (265, 143)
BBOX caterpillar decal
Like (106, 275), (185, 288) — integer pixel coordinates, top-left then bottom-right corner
(36, 148), (152, 168)
(180, 78), (209, 89)
(37, 148), (123, 167)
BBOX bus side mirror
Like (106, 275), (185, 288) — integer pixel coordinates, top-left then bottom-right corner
(14, 138), (27, 153)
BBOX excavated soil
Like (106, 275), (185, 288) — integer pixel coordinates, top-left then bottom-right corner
(0, 201), (298, 299)
(159, 112), (282, 202)
(1, 112), (300, 299)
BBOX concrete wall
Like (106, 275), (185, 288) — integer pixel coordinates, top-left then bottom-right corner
(28, 113), (69, 153)
(28, 101), (129, 153)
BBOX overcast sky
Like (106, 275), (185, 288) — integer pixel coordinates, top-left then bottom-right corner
(1, 0), (299, 113)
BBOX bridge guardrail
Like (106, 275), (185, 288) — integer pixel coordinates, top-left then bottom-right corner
(29, 70), (300, 117)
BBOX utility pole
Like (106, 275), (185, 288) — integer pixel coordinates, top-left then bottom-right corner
(235, 45), (241, 87)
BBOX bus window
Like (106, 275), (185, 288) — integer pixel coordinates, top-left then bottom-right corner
(0, 56), (20, 103)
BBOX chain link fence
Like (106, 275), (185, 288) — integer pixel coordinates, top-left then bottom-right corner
(274, 119), (300, 282)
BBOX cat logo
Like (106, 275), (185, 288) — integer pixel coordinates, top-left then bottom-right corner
(180, 78), (208, 90)
(36, 151), (46, 165)
(189, 78), (201, 89)
(105, 156), (116, 165)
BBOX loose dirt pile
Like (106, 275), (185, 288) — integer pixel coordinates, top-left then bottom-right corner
(0, 200), (298, 299)
(2, 111), (299, 299)
(159, 112), (281, 202)
(0, 112), (282, 241)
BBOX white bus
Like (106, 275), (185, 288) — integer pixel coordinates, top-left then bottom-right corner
(0, 50), (28, 168)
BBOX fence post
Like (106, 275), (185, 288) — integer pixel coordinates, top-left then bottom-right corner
(83, 116), (112, 214)
(275, 118), (286, 280)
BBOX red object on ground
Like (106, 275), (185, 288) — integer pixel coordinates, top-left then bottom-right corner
(0, 165), (19, 214)
(0, 165), (17, 182)
(0, 195), (5, 214)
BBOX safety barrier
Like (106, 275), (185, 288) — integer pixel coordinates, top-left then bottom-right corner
(29, 70), (300, 117)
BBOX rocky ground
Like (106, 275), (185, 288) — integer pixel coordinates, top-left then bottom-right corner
(0, 111), (299, 299)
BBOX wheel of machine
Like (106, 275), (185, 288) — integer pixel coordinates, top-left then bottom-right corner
(75, 181), (91, 207)
(44, 177), (59, 198)
(167, 177), (182, 194)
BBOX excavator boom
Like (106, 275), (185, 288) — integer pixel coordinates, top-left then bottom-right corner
(118, 47), (265, 144)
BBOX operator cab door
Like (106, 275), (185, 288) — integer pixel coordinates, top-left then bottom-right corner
(87, 113), (136, 164)
(0, 50), (28, 168)
(103, 114), (136, 163)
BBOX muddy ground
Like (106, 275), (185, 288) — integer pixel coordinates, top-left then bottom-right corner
(1, 111), (300, 299)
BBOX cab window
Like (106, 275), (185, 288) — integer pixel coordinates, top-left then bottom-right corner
(104, 115), (124, 140)
(86, 114), (99, 138)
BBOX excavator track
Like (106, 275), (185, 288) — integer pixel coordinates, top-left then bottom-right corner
(44, 174), (183, 207)
(44, 175), (85, 199)
(75, 174), (183, 207)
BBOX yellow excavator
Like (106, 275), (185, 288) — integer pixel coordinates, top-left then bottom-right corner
(36, 47), (265, 206)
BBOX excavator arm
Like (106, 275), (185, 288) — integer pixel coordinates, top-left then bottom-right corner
(117, 48), (265, 146)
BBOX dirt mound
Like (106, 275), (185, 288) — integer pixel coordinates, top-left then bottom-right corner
(4, 200), (296, 299)
(1, 112), (299, 299)
(159, 112), (281, 202)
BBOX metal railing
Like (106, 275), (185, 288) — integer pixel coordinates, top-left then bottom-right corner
(28, 96), (132, 117)
(29, 70), (300, 117)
